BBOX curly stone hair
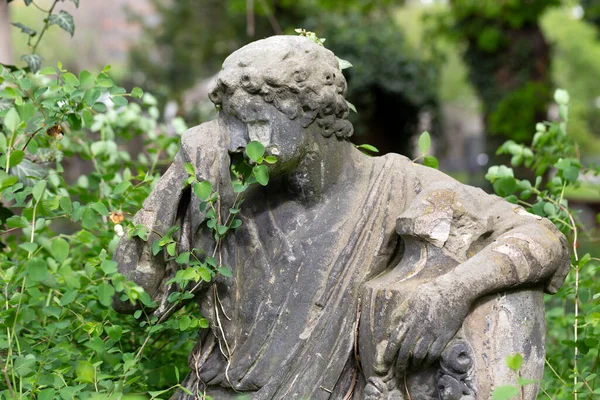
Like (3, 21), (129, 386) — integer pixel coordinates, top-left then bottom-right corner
(208, 36), (353, 139)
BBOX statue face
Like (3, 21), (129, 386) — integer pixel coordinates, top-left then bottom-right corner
(221, 87), (311, 173)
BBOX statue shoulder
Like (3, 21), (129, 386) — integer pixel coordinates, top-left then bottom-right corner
(179, 119), (230, 184)
(180, 119), (226, 156)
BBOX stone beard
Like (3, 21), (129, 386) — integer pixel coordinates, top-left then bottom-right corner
(113, 36), (570, 400)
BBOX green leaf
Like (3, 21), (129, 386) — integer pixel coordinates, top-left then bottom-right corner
(112, 181), (132, 195)
(199, 267), (212, 282)
(39, 66), (56, 75)
(176, 252), (190, 264)
(152, 240), (162, 256)
(101, 260), (118, 274)
(97, 282), (115, 307)
(21, 53), (42, 73)
(84, 88), (101, 105)
(232, 181), (249, 193)
(59, 196), (72, 214)
(491, 385), (519, 400)
(4, 107), (21, 131)
(19, 242), (38, 253)
(167, 242), (176, 256)
(106, 325), (123, 341)
(423, 155), (439, 169)
(81, 207), (96, 230)
(563, 166), (579, 183)
(245, 141), (265, 162)
(517, 377), (538, 386)
(37, 389), (56, 400)
(12, 22), (37, 36)
(263, 155), (278, 164)
(218, 266), (232, 277)
(112, 95), (128, 107)
(26, 257), (48, 281)
(253, 165), (269, 186)
(346, 100), (357, 114)
(16, 102), (35, 122)
(198, 318), (209, 328)
(0, 175), (17, 191)
(131, 87), (144, 98)
(230, 219), (242, 229)
(493, 177), (517, 197)
(90, 202), (109, 216)
(62, 72), (79, 86)
(49, 10), (75, 36)
(184, 162), (195, 176)
(418, 131), (431, 154)
(205, 257), (217, 267)
(32, 179), (47, 201)
(506, 353), (523, 371)
(82, 109), (94, 128)
(51, 238), (69, 262)
(97, 77), (114, 88)
(217, 225), (228, 236)
(505, 195), (518, 204)
(14, 354), (36, 377)
(179, 315), (191, 331)
(337, 57), (353, 70)
(355, 144), (379, 154)
(9, 150), (25, 168)
(193, 180), (212, 201)
(543, 202), (557, 217)
(93, 102), (106, 112)
(79, 70), (93, 87)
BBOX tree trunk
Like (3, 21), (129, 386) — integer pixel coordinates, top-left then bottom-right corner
(0, 1), (13, 64)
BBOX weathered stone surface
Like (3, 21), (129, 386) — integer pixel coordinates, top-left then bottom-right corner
(113, 36), (570, 399)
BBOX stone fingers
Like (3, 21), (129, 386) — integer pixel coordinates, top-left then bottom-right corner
(381, 324), (409, 369)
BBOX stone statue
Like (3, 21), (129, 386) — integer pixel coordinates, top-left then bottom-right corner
(113, 36), (570, 399)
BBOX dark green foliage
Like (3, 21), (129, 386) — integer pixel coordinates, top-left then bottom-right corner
(316, 12), (439, 156)
(129, 1), (438, 156)
(581, 0), (600, 30)
(433, 0), (559, 143)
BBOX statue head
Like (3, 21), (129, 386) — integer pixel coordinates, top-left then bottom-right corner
(209, 36), (354, 144)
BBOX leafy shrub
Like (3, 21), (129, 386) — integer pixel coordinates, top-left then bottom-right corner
(485, 89), (600, 398)
(0, 59), (199, 398)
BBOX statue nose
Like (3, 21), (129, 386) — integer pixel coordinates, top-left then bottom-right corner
(228, 130), (248, 153)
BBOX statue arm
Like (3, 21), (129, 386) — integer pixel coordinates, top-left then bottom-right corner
(112, 149), (195, 315)
(377, 164), (570, 375)
(112, 121), (229, 317)
(438, 213), (570, 300)
(398, 164), (570, 295)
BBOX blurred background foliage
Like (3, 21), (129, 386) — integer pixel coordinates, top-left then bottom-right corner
(8, 0), (600, 161)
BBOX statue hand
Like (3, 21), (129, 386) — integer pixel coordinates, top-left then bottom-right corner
(364, 371), (405, 400)
(380, 279), (472, 376)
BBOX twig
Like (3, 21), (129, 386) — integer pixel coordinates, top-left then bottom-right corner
(31, 0), (60, 54)
(257, 0), (282, 34)
(402, 373), (412, 400)
(246, 0), (254, 37)
(562, 205), (579, 400)
(2, 358), (14, 398)
(214, 286), (231, 321)
(31, 0), (50, 13)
